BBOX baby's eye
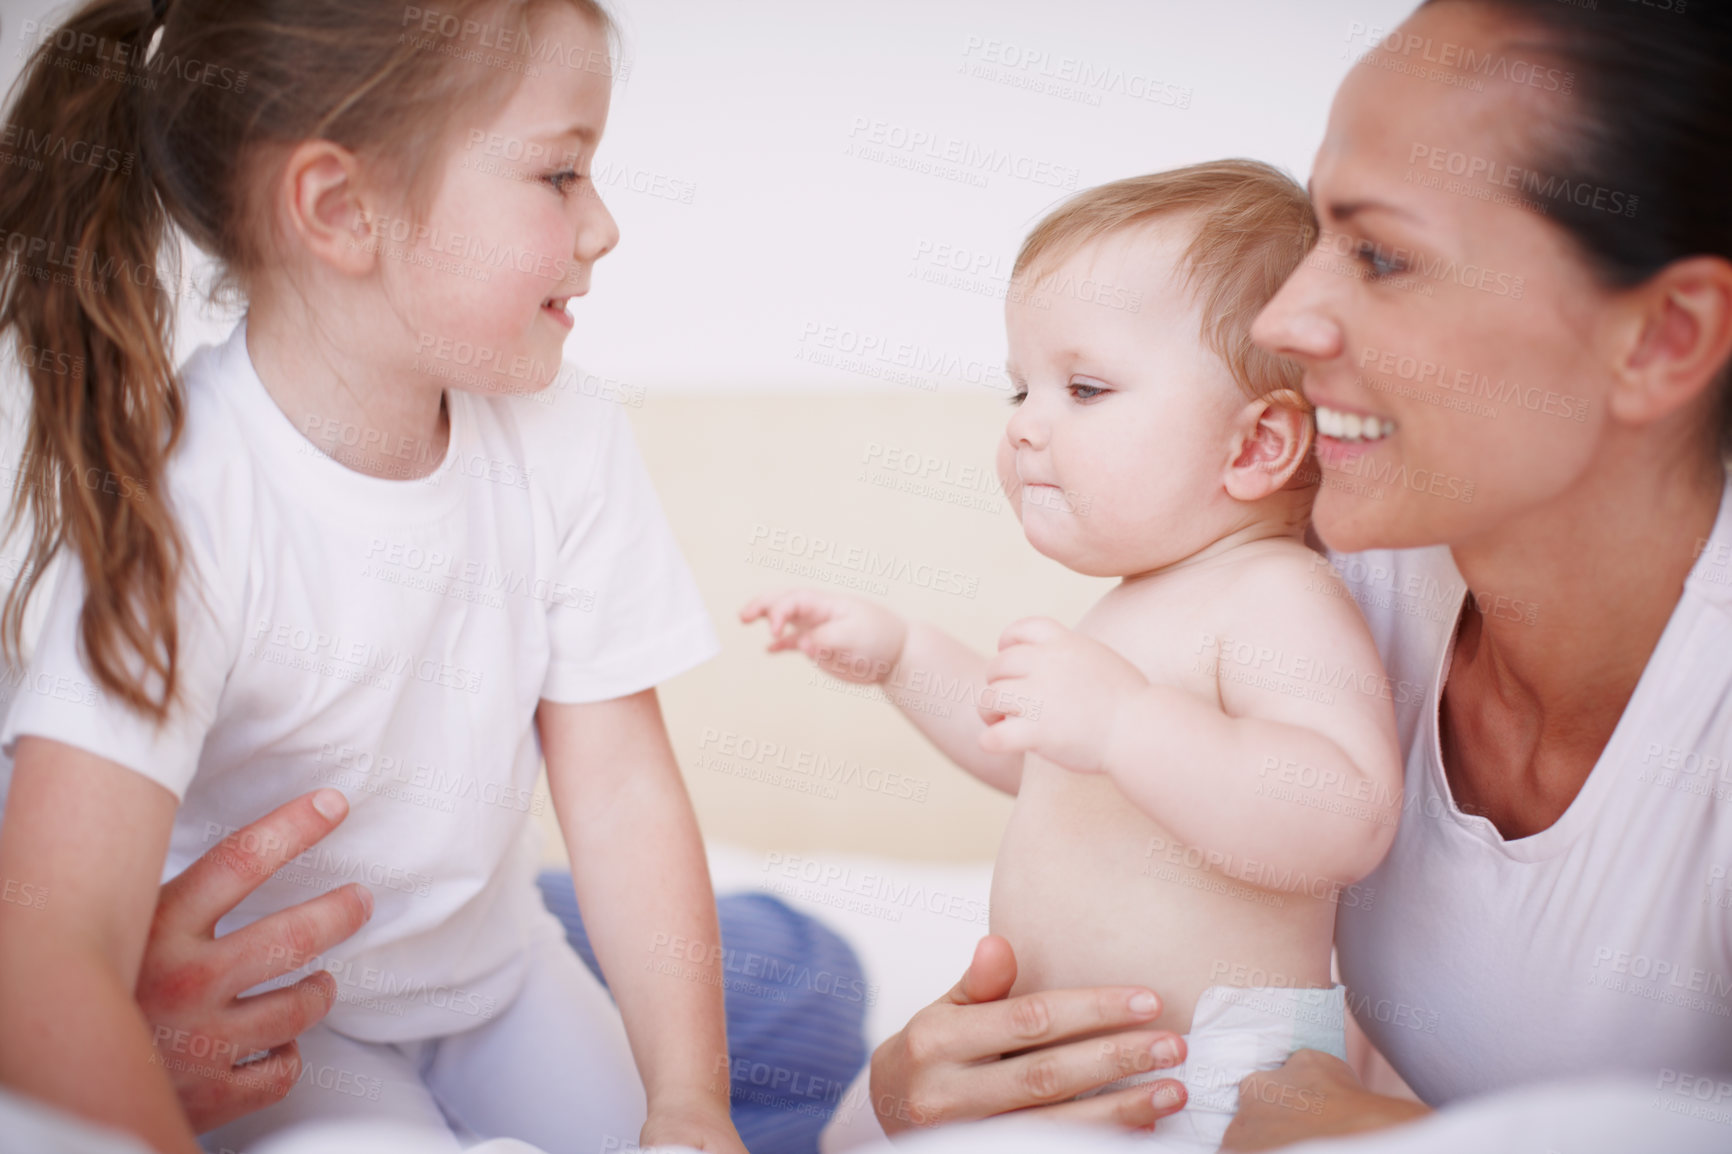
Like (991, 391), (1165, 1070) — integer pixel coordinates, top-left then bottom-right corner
(1068, 380), (1108, 402)
(544, 169), (582, 195)
(1355, 239), (1409, 280)
(1007, 387), (1027, 407)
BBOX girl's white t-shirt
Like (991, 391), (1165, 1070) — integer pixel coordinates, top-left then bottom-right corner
(1331, 473), (1732, 1105)
(0, 320), (720, 1042)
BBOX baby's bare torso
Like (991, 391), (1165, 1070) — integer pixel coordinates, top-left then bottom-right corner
(990, 545), (1341, 1035)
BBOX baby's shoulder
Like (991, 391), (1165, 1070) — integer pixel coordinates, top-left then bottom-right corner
(1216, 538), (1350, 605)
(1085, 545), (1322, 677)
(1206, 539), (1372, 641)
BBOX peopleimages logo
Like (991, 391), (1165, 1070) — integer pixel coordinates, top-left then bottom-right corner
(1408, 143), (1638, 219)
(1342, 23), (1573, 94)
(18, 19), (251, 92)
(746, 524), (981, 599)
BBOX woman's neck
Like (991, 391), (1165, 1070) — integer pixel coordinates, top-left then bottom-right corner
(1441, 442), (1724, 835)
(245, 300), (449, 481)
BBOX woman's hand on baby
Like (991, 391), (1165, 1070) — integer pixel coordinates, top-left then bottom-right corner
(1222, 1049), (1431, 1151)
(739, 588), (908, 685)
(640, 1097), (749, 1154)
(977, 617), (1148, 773)
(136, 789), (374, 1133)
(870, 935), (1188, 1135)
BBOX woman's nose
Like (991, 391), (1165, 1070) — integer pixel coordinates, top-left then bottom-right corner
(1252, 258), (1344, 365)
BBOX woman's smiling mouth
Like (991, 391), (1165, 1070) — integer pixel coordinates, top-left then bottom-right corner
(1314, 404), (1397, 443)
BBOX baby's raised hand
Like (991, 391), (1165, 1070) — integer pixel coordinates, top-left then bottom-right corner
(978, 616), (1149, 773)
(738, 588), (909, 685)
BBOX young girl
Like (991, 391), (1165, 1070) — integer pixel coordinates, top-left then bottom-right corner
(0, 3), (744, 1153)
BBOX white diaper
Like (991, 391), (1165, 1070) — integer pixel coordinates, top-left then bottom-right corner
(1082, 983), (1346, 1153)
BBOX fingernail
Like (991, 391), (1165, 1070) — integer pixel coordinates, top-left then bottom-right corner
(1152, 1083), (1184, 1110)
(353, 885), (374, 917)
(1129, 992), (1159, 1015)
(1151, 1038), (1182, 1065)
(312, 789), (348, 821)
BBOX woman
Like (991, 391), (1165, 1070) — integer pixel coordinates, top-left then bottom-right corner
(867, 0), (1732, 1147)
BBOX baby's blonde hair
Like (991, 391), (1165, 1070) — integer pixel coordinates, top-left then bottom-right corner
(1013, 159), (1317, 406)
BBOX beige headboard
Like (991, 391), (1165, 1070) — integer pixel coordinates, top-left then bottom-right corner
(533, 388), (1115, 866)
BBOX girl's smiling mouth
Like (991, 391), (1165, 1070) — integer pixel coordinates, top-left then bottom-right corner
(542, 295), (574, 328)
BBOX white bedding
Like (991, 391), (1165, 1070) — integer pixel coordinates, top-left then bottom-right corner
(7, 849), (1727, 1152)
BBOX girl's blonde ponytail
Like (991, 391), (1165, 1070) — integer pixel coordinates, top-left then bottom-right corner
(0, 0), (184, 721)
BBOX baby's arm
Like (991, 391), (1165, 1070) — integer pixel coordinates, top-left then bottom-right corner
(0, 739), (199, 1154)
(740, 589), (1024, 793)
(984, 562), (1402, 886)
(539, 690), (745, 1154)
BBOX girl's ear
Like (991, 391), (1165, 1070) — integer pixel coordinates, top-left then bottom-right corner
(277, 139), (377, 277)
(1223, 388), (1313, 502)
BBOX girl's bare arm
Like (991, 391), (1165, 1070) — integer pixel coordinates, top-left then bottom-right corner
(0, 737), (198, 1153)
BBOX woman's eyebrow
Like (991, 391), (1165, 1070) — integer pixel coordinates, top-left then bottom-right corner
(1323, 198), (1422, 226)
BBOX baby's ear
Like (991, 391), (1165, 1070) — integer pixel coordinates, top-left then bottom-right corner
(1223, 389), (1313, 501)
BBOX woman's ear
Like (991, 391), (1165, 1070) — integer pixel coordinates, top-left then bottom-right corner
(1606, 255), (1732, 432)
(275, 139), (378, 278)
(1223, 388), (1313, 502)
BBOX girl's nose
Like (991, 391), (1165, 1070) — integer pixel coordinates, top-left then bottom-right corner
(575, 190), (619, 264)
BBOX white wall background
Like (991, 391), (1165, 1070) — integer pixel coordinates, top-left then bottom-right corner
(1, 0), (1422, 393)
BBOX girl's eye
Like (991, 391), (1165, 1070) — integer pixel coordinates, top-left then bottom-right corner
(545, 169), (582, 195)
(1355, 239), (1409, 280)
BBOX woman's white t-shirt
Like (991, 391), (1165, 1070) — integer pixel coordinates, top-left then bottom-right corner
(0, 320), (719, 1042)
(1332, 472), (1732, 1104)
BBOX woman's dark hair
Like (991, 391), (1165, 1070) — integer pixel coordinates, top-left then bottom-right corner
(0, 0), (613, 721)
(1422, 0), (1732, 447)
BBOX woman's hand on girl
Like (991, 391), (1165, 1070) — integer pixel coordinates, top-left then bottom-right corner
(137, 789), (373, 1132)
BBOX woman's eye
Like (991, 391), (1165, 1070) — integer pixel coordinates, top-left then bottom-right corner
(545, 169), (582, 195)
(1355, 239), (1408, 280)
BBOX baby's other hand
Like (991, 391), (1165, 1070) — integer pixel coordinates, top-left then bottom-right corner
(978, 617), (1148, 773)
(739, 588), (909, 685)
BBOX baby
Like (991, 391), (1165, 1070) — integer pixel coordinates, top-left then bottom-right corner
(742, 160), (1403, 1150)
